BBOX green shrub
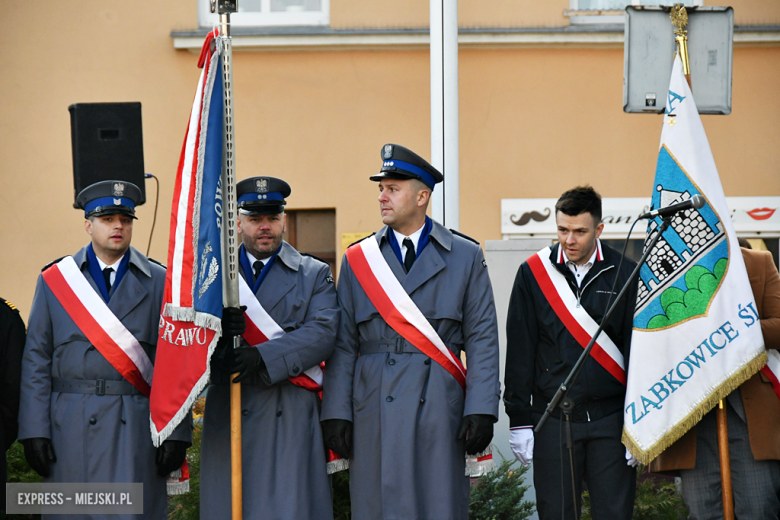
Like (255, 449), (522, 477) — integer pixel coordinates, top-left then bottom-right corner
(469, 456), (536, 520)
(581, 466), (688, 520)
(2, 441), (42, 519)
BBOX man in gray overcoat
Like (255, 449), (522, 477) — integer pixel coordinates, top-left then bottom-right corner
(321, 144), (501, 520)
(19, 180), (191, 519)
(200, 176), (339, 520)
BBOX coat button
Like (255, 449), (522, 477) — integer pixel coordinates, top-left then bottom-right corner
(424, 359), (431, 365)
(292, 367), (300, 375)
(242, 409), (249, 416)
(386, 396), (393, 402)
(388, 359), (396, 365)
(87, 346), (96, 352)
(89, 417), (96, 425)
(276, 410), (283, 417)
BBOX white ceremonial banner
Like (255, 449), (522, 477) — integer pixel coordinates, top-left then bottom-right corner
(622, 54), (766, 465)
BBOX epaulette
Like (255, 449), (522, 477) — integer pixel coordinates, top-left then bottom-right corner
(301, 252), (329, 265)
(347, 232), (376, 249)
(450, 229), (480, 245)
(148, 258), (167, 269)
(42, 257), (66, 272)
(0, 297), (19, 313)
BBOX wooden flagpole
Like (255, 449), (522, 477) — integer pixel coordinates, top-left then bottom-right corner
(716, 400), (735, 520)
(671, 5), (733, 519)
(214, 0), (242, 518)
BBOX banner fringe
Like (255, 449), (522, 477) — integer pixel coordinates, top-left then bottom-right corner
(326, 458), (350, 475)
(150, 326), (221, 447)
(465, 444), (496, 477)
(624, 350), (767, 465)
(167, 479), (190, 496)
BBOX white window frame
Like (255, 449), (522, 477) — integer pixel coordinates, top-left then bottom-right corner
(198, 0), (329, 28)
(565, 0), (703, 25)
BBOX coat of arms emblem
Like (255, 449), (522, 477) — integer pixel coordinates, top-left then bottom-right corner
(112, 182), (125, 196)
(255, 179), (268, 193)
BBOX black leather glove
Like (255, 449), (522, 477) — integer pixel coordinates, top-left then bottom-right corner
(156, 440), (189, 477)
(210, 336), (235, 373)
(457, 414), (494, 455)
(229, 346), (265, 383)
(221, 306), (247, 338)
(22, 438), (56, 478)
(321, 419), (353, 459)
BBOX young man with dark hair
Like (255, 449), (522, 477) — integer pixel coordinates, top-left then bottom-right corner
(504, 185), (638, 519)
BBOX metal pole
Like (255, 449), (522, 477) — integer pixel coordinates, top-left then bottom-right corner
(430, 0), (459, 229)
(214, 0), (242, 517)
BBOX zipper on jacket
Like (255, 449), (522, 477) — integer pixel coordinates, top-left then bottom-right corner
(571, 265), (614, 308)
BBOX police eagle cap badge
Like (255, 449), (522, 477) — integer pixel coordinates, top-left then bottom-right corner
(256, 178), (268, 193)
(113, 182), (125, 196)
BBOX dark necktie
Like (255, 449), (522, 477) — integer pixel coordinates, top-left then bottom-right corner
(253, 260), (264, 284)
(403, 238), (415, 273)
(103, 267), (114, 293)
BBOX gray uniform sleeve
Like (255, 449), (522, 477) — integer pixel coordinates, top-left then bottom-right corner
(320, 256), (358, 422)
(461, 246), (501, 419)
(18, 275), (54, 440)
(259, 263), (339, 385)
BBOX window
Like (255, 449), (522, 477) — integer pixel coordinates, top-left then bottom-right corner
(198, 0), (329, 28)
(566, 0), (701, 25)
(283, 209), (337, 277)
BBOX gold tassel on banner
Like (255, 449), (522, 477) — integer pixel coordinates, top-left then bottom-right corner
(624, 350), (767, 466)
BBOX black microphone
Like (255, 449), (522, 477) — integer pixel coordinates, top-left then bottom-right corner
(639, 194), (705, 220)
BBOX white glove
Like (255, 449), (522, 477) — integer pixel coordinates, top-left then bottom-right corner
(509, 427), (534, 467)
(625, 448), (639, 467)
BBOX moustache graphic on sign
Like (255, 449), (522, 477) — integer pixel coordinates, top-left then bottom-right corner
(510, 208), (551, 226)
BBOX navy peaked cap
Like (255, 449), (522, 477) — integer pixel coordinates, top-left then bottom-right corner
(237, 177), (291, 215)
(77, 180), (142, 219)
(370, 143), (443, 190)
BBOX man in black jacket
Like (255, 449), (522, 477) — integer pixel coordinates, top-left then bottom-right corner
(1, 297), (26, 485)
(504, 186), (638, 520)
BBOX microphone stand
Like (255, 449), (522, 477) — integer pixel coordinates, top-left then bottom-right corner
(534, 215), (673, 520)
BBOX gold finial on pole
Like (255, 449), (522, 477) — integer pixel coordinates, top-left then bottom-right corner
(671, 4), (692, 86)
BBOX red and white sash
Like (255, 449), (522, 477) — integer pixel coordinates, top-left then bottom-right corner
(237, 276), (323, 390)
(761, 350), (780, 400)
(346, 236), (494, 476)
(44, 257), (191, 493)
(526, 246), (627, 386)
(42, 257), (154, 396)
(345, 236), (466, 389)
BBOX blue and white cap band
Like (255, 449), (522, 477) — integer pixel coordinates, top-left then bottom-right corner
(381, 159), (437, 190)
(238, 192), (286, 205)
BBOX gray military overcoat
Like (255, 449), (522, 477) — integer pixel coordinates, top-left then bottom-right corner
(18, 245), (191, 520)
(321, 222), (501, 520)
(200, 241), (339, 520)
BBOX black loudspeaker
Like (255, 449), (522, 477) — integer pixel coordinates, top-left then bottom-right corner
(69, 102), (146, 207)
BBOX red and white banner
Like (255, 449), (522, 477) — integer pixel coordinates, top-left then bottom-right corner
(527, 246), (627, 385)
(345, 236), (466, 389)
(761, 350), (780, 400)
(43, 256), (153, 396)
(150, 30), (224, 447)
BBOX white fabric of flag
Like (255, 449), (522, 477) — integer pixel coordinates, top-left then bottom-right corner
(622, 54), (766, 464)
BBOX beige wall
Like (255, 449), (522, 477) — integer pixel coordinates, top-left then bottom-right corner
(332, 0), (780, 29)
(2, 0), (779, 320)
